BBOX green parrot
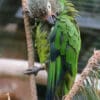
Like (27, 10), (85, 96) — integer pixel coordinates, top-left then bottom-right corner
(45, 0), (81, 100)
(25, 0), (81, 99)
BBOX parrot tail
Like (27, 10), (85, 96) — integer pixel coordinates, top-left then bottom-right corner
(46, 55), (63, 100)
(46, 54), (74, 100)
(46, 61), (56, 100)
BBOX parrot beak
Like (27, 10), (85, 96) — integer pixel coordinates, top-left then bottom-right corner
(44, 13), (56, 25)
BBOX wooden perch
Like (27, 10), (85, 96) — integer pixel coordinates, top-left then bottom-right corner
(0, 58), (47, 85)
(64, 50), (100, 100)
(0, 55), (100, 87)
(21, 0), (37, 100)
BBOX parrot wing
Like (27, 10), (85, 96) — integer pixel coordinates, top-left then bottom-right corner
(46, 13), (81, 100)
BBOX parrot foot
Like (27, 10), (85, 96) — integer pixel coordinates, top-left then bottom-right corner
(24, 66), (45, 76)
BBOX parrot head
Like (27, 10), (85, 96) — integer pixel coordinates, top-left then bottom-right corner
(27, 0), (56, 24)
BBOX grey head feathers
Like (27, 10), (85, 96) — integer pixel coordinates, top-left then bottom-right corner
(27, 0), (49, 18)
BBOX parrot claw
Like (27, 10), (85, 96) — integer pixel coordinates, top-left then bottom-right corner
(24, 66), (45, 76)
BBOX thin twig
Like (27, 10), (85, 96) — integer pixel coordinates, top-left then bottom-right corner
(64, 50), (100, 100)
(21, 0), (37, 100)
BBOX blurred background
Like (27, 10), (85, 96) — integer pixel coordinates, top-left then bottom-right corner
(0, 0), (100, 99)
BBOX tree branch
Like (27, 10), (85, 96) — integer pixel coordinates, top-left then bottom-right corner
(64, 50), (100, 100)
(21, 0), (37, 100)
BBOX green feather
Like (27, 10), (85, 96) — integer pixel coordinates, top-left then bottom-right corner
(47, 1), (81, 99)
(35, 23), (50, 63)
